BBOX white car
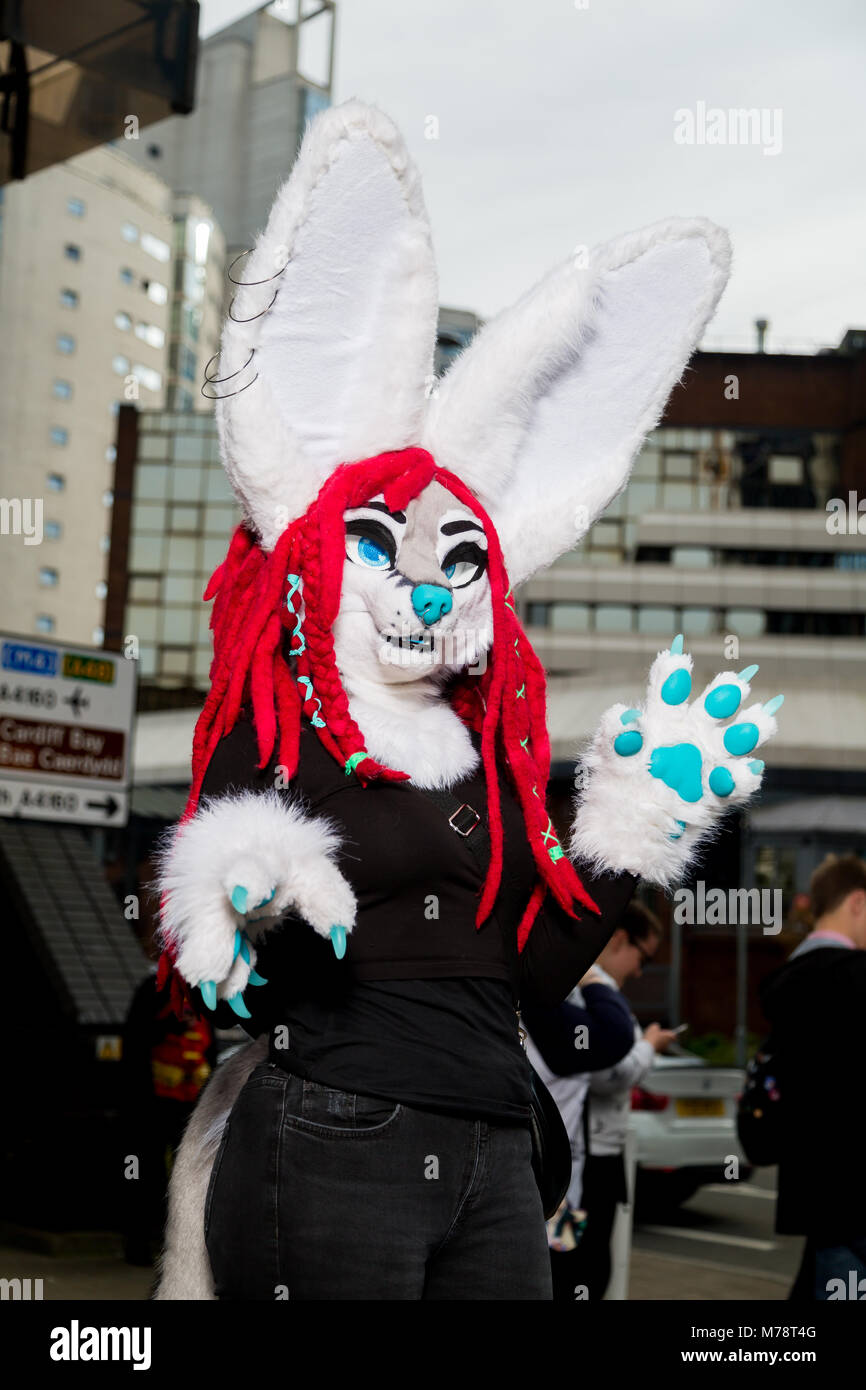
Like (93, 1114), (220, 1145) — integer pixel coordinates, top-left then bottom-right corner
(629, 1049), (752, 1212)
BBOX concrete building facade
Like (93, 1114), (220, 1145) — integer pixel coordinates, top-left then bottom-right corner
(0, 144), (224, 645)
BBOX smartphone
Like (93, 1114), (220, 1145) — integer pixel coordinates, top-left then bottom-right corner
(673, 1023), (689, 1034)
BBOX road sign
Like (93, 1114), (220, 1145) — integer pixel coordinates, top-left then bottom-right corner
(0, 634), (136, 827)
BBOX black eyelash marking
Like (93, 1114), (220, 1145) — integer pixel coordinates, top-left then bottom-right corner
(362, 500), (408, 525)
(441, 519), (484, 536)
(345, 518), (397, 567)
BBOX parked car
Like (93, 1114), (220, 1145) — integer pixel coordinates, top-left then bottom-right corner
(629, 1048), (752, 1215)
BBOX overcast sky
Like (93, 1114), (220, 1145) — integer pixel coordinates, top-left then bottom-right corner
(200, 0), (865, 353)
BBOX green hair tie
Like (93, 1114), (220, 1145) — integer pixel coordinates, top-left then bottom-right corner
(548, 845), (565, 863)
(345, 750), (368, 777)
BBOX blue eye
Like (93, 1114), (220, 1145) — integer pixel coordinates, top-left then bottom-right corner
(443, 562), (456, 579)
(356, 535), (390, 568)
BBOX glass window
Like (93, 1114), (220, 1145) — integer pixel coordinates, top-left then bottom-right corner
(551, 603), (590, 631)
(67, 197), (85, 217)
(64, 243), (81, 261)
(47, 472), (65, 491)
(204, 503), (234, 535)
(95, 581), (108, 599)
(164, 575), (197, 603)
(59, 288), (79, 308)
(135, 321), (165, 349)
(180, 345), (197, 382)
(139, 645), (157, 678)
(624, 480), (658, 512)
(725, 608), (765, 637)
(109, 400), (120, 416)
(126, 606), (159, 642)
(162, 608), (194, 643)
(56, 333), (75, 354)
(130, 535), (163, 570)
(595, 605), (633, 633)
(35, 615), (56, 633)
(141, 231), (171, 263)
(631, 448), (661, 480)
(170, 467), (202, 502)
(52, 379), (72, 399)
(134, 464), (169, 499)
(145, 279), (168, 305)
(113, 354), (130, 375)
(525, 603), (549, 627)
(682, 607), (716, 635)
(39, 567), (59, 586)
(106, 445), (117, 463)
(129, 578), (161, 602)
(133, 363), (162, 392)
(50, 426), (68, 446)
(100, 535), (111, 554)
(139, 433), (170, 461)
(102, 489), (114, 507)
(205, 467), (234, 502)
(671, 545), (714, 567)
(173, 433), (208, 463)
(171, 504), (199, 532)
(121, 222), (139, 243)
(167, 535), (199, 573)
(661, 481), (695, 510)
(119, 266), (135, 286)
(663, 452), (695, 479)
(769, 455), (804, 485)
(637, 606), (677, 634)
(92, 627), (105, 646)
(115, 310), (132, 331)
(44, 521), (62, 540)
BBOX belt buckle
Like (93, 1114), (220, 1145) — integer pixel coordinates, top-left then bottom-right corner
(449, 803), (480, 837)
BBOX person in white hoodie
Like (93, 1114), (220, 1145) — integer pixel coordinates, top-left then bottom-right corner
(582, 902), (677, 1297)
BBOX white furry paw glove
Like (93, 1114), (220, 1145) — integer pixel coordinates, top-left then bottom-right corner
(571, 636), (783, 886)
(158, 790), (357, 1017)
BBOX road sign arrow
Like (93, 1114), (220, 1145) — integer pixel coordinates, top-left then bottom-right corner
(85, 794), (119, 818)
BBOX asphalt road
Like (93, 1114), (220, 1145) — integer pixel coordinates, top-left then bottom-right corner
(627, 1167), (803, 1299)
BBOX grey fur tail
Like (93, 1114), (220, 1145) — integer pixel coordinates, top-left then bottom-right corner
(154, 1036), (268, 1300)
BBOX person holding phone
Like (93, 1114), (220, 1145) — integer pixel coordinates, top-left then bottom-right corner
(581, 901), (677, 1298)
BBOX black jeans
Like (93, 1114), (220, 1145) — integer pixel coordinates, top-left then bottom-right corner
(205, 1061), (552, 1300)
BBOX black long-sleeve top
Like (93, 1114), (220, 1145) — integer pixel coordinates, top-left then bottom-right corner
(522, 986), (636, 1077)
(200, 715), (636, 1122)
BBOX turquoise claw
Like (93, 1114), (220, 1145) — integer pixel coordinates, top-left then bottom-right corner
(738, 664), (759, 682)
(227, 993), (251, 1019)
(239, 935), (250, 965)
(231, 885), (248, 914)
(200, 980), (217, 1010)
(232, 927), (242, 961)
(330, 925), (347, 960)
(620, 708), (641, 724)
(763, 694), (784, 716)
(248, 967), (268, 987)
(669, 819), (687, 841)
(253, 888), (275, 909)
(670, 634), (684, 655)
(749, 759), (765, 774)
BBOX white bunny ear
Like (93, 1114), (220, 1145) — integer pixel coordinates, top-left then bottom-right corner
(422, 218), (731, 587)
(214, 100), (438, 550)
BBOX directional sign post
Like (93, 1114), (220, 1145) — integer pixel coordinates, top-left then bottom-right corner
(0, 634), (136, 828)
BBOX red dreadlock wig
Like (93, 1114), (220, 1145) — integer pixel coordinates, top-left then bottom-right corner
(158, 447), (597, 1009)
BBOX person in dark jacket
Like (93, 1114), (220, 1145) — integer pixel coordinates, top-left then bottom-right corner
(760, 853), (866, 1301)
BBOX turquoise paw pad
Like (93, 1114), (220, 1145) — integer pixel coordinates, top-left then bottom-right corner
(661, 668), (692, 706)
(614, 730), (643, 757)
(723, 722), (759, 756)
(709, 766), (735, 797)
(669, 819), (687, 841)
(620, 708), (642, 725)
(704, 683), (742, 719)
(649, 742), (704, 803)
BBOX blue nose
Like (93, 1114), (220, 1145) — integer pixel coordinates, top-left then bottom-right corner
(411, 583), (453, 627)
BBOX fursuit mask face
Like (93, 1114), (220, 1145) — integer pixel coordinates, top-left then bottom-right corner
(210, 101), (731, 689)
(336, 481), (493, 685)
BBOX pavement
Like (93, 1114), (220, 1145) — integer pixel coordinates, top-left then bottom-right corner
(0, 1241), (790, 1302)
